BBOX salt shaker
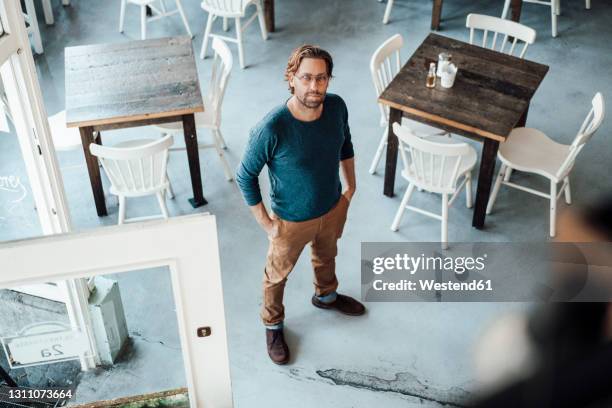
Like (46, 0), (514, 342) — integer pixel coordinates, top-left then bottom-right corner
(440, 63), (458, 88)
(436, 53), (452, 77)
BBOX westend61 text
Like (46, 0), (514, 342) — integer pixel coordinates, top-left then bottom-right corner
(372, 279), (493, 291)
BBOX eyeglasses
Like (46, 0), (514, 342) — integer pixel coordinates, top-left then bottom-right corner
(295, 74), (330, 86)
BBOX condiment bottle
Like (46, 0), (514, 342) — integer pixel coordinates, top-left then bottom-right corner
(426, 62), (436, 88)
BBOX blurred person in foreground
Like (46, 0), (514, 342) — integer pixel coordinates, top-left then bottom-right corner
(473, 198), (612, 408)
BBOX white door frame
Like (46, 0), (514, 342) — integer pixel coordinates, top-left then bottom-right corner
(0, 214), (233, 407)
(0, 0), (98, 370)
(0, 0), (71, 233)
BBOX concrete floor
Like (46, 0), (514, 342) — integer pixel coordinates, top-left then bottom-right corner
(1, 0), (611, 406)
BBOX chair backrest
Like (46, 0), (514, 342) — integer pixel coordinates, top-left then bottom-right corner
(393, 122), (471, 194)
(370, 34), (403, 126)
(201, 0), (244, 14)
(557, 92), (605, 179)
(207, 37), (233, 126)
(90, 135), (174, 195)
(466, 13), (536, 59)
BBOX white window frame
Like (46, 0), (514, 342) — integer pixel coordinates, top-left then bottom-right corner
(0, 214), (233, 407)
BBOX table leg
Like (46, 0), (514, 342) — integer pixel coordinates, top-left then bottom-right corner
(79, 126), (107, 217)
(383, 108), (402, 197)
(473, 139), (500, 228)
(510, 0), (522, 22)
(182, 114), (207, 208)
(431, 0), (443, 30)
(264, 0), (275, 33)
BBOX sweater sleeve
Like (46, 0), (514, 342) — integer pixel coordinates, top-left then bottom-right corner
(236, 126), (276, 206)
(339, 99), (355, 161)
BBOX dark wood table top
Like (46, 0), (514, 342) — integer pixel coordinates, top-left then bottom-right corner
(65, 36), (204, 128)
(379, 33), (549, 142)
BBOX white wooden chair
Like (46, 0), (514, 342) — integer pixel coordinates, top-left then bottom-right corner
(467, 13), (536, 58)
(1, 104), (81, 152)
(48, 110), (82, 151)
(23, 0), (73, 54)
(37, 0), (72, 25)
(390, 122), (477, 249)
(23, 0), (43, 54)
(47, 111), (106, 173)
(200, 0), (268, 69)
(154, 37), (234, 181)
(119, 0), (192, 40)
(39, 0), (54, 25)
(486, 93), (605, 237)
(501, 0), (592, 38)
(377, 0), (395, 24)
(369, 34), (448, 175)
(89, 135), (175, 225)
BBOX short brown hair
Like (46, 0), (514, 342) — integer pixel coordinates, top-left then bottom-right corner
(284, 45), (334, 94)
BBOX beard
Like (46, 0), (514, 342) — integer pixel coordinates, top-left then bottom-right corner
(296, 92), (325, 109)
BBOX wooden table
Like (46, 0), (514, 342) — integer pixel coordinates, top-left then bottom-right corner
(378, 33), (548, 229)
(65, 36), (207, 217)
(431, 0), (524, 30)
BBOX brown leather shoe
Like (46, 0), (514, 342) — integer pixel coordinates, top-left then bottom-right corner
(266, 328), (289, 365)
(311, 293), (366, 316)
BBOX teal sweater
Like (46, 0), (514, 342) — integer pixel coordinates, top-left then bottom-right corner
(236, 94), (354, 222)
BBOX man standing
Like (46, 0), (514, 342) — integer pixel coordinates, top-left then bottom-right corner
(236, 45), (366, 365)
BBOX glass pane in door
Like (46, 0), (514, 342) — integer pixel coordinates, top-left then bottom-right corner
(0, 71), (42, 242)
(0, 266), (191, 407)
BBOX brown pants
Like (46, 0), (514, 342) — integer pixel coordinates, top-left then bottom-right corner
(262, 196), (350, 326)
